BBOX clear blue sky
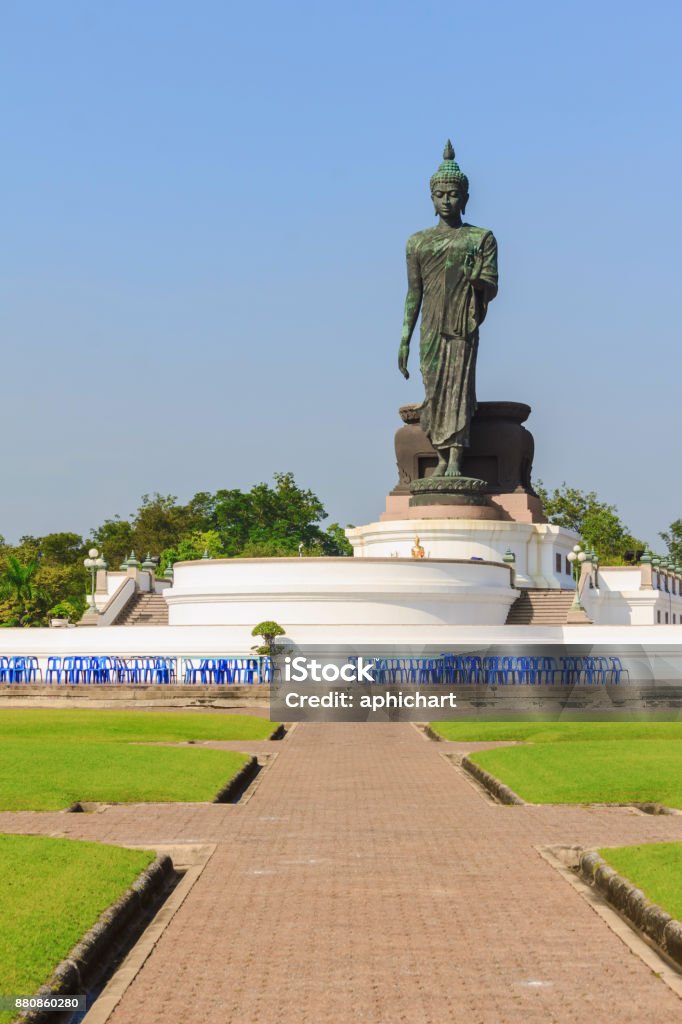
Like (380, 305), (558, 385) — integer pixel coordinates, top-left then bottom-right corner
(1, 1), (681, 548)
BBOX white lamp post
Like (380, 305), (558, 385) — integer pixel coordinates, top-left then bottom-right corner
(84, 547), (106, 614)
(566, 543), (588, 612)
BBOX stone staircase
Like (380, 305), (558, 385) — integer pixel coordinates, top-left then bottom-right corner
(114, 592), (169, 626)
(505, 588), (579, 625)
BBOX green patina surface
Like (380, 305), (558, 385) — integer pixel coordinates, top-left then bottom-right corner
(398, 140), (498, 479)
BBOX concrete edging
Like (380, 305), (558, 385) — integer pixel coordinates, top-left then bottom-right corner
(578, 850), (682, 968)
(460, 755), (525, 805)
(20, 854), (176, 1024)
(212, 755), (260, 803)
(420, 724), (443, 742)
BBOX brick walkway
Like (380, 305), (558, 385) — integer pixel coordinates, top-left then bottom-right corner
(3, 723), (682, 1022)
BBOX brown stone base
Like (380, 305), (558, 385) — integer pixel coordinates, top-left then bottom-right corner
(381, 492), (546, 523)
(489, 493), (546, 524)
(381, 495), (498, 521)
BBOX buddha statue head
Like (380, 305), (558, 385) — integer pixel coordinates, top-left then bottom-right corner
(430, 140), (469, 220)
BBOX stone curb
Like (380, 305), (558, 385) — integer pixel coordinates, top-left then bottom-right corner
(578, 850), (682, 967)
(19, 854), (176, 1024)
(632, 801), (680, 816)
(212, 755), (260, 803)
(461, 755), (525, 805)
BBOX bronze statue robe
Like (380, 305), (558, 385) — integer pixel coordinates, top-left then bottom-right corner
(405, 223), (498, 450)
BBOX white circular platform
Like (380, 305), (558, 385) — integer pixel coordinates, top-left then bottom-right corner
(164, 556), (518, 644)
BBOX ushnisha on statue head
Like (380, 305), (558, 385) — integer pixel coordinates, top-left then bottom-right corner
(430, 140), (469, 224)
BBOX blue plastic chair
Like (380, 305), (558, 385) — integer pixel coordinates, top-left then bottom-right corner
(501, 656), (518, 684)
(580, 656), (599, 685)
(462, 655), (482, 684)
(94, 657), (113, 683)
(111, 657), (126, 683)
(153, 657), (171, 684)
(184, 659), (201, 684)
(8, 657), (26, 683)
(483, 656), (502, 685)
(46, 657), (63, 684)
(72, 656), (88, 684)
(535, 656), (558, 685)
(25, 656), (40, 682)
(607, 656), (629, 685)
(515, 656), (532, 685)
(559, 656), (581, 686)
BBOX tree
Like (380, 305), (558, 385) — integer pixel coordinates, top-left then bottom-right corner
(132, 493), (194, 558)
(0, 557), (45, 626)
(159, 530), (225, 574)
(206, 472), (351, 557)
(90, 516), (135, 570)
(0, 534), (88, 626)
(35, 564), (87, 621)
(536, 481), (646, 564)
(660, 519), (682, 564)
(251, 620), (286, 656)
(47, 599), (84, 623)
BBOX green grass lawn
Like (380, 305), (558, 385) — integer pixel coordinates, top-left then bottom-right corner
(0, 710), (275, 810)
(0, 709), (275, 743)
(0, 835), (154, 1023)
(431, 720), (682, 743)
(431, 721), (682, 807)
(0, 740), (250, 810)
(598, 843), (682, 922)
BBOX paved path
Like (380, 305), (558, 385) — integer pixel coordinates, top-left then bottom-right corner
(3, 723), (682, 1022)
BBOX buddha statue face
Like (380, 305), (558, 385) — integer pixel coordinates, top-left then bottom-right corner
(431, 183), (468, 221)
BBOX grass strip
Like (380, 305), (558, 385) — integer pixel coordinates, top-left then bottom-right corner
(0, 740), (250, 811)
(431, 720), (682, 743)
(0, 835), (154, 1023)
(599, 842), (682, 922)
(0, 709), (275, 743)
(468, 739), (682, 807)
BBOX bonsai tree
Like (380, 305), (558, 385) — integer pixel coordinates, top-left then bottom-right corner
(47, 600), (83, 624)
(251, 620), (286, 656)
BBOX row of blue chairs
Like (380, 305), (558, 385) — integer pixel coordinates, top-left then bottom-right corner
(0, 655), (271, 685)
(0, 656), (40, 683)
(367, 654), (629, 686)
(1, 653), (628, 687)
(0, 656), (178, 685)
(44, 656), (177, 684)
(183, 658), (271, 685)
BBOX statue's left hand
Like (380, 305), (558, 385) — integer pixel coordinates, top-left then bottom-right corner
(463, 246), (484, 283)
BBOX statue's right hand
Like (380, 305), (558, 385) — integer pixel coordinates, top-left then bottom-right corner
(398, 343), (410, 379)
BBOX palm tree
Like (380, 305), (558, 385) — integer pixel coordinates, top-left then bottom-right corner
(0, 556), (42, 626)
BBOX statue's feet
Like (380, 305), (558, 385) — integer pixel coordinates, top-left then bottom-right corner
(443, 446), (463, 477)
(434, 455), (448, 476)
